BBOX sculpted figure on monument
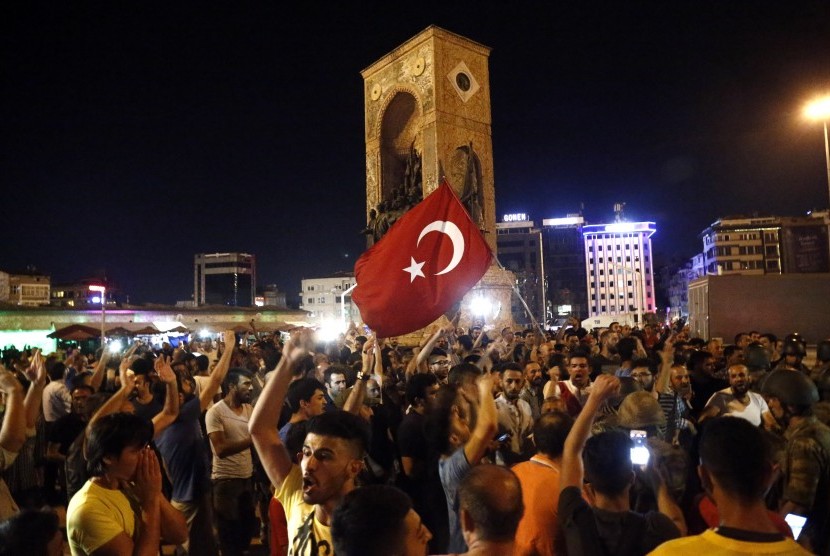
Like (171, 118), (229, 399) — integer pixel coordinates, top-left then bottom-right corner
(452, 142), (484, 227)
(362, 142), (423, 246)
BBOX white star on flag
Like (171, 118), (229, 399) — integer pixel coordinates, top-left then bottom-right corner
(403, 257), (426, 282)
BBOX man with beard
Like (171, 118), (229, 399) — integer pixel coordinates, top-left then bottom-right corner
(699, 364), (771, 427)
(687, 350), (727, 418)
(654, 339), (695, 446)
(206, 365), (256, 555)
(590, 330), (620, 377)
(520, 361), (544, 420)
(495, 363), (534, 463)
(558, 351), (593, 417)
(250, 331), (371, 555)
(630, 358), (655, 392)
(156, 330), (235, 556)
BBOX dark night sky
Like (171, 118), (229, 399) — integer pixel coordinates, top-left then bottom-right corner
(2, 2), (829, 305)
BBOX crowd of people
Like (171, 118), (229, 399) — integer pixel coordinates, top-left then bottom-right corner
(0, 317), (828, 555)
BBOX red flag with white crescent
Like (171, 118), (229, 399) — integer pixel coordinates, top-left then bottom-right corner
(352, 179), (492, 338)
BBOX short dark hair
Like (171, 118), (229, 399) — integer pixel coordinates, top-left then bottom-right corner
(459, 465), (524, 542)
(699, 417), (771, 503)
(723, 344), (741, 359)
(457, 334), (474, 351)
(130, 357), (153, 376)
(583, 431), (633, 496)
(0, 509), (60, 556)
(47, 361), (66, 381)
(447, 363), (480, 386)
(617, 337), (637, 362)
(85, 413), (153, 477)
(194, 354), (210, 372)
(631, 358), (654, 372)
(429, 347), (448, 359)
(324, 365), (348, 386)
(424, 384), (462, 456)
(70, 384), (95, 396)
(497, 362), (523, 375)
(331, 485), (412, 556)
(686, 350), (713, 371)
(405, 373), (439, 406)
(533, 411), (573, 459)
(567, 350), (591, 364)
(305, 410), (371, 459)
(222, 367), (252, 394)
(286, 378), (325, 413)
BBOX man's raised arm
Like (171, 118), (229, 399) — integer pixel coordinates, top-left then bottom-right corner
(463, 373), (499, 465)
(0, 367), (26, 453)
(249, 330), (310, 487)
(87, 353), (136, 434)
(23, 349), (47, 429)
(560, 374), (620, 491)
(151, 356), (179, 438)
(199, 330), (236, 411)
(88, 344), (112, 392)
(652, 336), (675, 397)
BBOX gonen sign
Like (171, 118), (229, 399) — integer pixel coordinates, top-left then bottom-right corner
(503, 213), (527, 222)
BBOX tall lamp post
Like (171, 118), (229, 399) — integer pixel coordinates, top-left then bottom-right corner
(608, 263), (643, 326)
(88, 285), (106, 346)
(805, 96), (830, 207)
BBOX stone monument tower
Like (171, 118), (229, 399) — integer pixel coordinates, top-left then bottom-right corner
(361, 26), (515, 333)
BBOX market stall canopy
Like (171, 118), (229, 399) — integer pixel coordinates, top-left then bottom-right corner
(48, 322), (162, 340)
(105, 323), (161, 336)
(47, 324), (101, 340)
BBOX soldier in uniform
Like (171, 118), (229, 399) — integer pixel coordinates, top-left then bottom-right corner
(762, 370), (830, 554)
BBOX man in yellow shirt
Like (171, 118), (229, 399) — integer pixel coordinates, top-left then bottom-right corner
(649, 417), (809, 555)
(67, 412), (187, 555)
(250, 332), (371, 555)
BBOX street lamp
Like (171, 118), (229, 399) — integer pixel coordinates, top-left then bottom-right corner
(607, 263), (643, 326)
(804, 96), (830, 207)
(88, 285), (106, 345)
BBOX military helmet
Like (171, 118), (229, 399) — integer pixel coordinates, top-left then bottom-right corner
(744, 343), (770, 371)
(817, 340), (830, 363)
(784, 333), (807, 347)
(782, 339), (807, 358)
(816, 370), (830, 402)
(761, 369), (818, 406)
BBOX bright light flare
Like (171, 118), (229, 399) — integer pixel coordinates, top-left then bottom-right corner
(108, 340), (123, 353)
(805, 96), (830, 120)
(470, 296), (493, 317)
(199, 329), (211, 339)
(318, 318), (344, 343)
(91, 296), (101, 303)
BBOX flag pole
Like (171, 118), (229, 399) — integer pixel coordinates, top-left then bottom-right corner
(491, 255), (546, 338)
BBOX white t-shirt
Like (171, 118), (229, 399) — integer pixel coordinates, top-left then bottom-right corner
(704, 387), (769, 426)
(205, 400), (253, 479)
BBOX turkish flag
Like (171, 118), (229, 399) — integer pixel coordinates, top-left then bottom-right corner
(353, 179), (493, 338)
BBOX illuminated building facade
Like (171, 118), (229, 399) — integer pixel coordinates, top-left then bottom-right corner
(584, 222), (656, 321)
(496, 214), (545, 327)
(540, 216), (587, 322)
(194, 253), (256, 307)
(0, 269), (51, 306)
(700, 213), (829, 276)
(299, 272), (360, 323)
(51, 278), (116, 308)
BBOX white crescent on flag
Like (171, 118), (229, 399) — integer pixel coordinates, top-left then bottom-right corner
(417, 220), (465, 275)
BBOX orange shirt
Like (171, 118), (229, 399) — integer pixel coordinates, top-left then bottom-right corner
(512, 455), (568, 556)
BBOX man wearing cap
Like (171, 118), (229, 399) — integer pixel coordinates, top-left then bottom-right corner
(762, 369), (830, 553)
(699, 364), (772, 427)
